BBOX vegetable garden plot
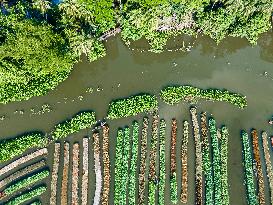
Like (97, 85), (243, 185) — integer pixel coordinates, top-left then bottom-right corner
(170, 119), (178, 204)
(49, 143), (61, 205)
(102, 125), (110, 205)
(190, 107), (203, 205)
(93, 132), (102, 205)
(71, 143), (80, 205)
(82, 138), (89, 205)
(251, 130), (265, 205)
(148, 110), (159, 205)
(261, 132), (273, 205)
(180, 120), (189, 203)
(61, 142), (70, 205)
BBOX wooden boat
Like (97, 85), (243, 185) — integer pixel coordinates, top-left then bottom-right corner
(271, 136), (273, 148)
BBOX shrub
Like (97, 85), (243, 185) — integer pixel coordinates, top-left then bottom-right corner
(107, 94), (158, 119)
(52, 111), (96, 140)
(160, 85), (247, 108)
(0, 133), (47, 163)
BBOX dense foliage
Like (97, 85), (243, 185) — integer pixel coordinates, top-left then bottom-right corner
(241, 131), (258, 205)
(160, 85), (247, 108)
(1, 0), (272, 103)
(0, 133), (47, 163)
(52, 111), (96, 140)
(122, 0), (272, 52)
(107, 94), (158, 119)
(4, 170), (49, 196)
(6, 186), (46, 205)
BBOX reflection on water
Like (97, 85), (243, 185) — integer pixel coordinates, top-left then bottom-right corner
(0, 32), (273, 204)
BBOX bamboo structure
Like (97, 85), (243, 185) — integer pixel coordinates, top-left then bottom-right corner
(148, 110), (159, 205)
(71, 143), (80, 205)
(0, 160), (46, 190)
(50, 143), (61, 205)
(101, 125), (110, 205)
(200, 112), (213, 205)
(170, 119), (178, 204)
(261, 132), (273, 205)
(251, 130), (265, 205)
(180, 120), (189, 203)
(158, 119), (166, 205)
(190, 107), (202, 205)
(93, 132), (102, 205)
(61, 142), (69, 205)
(0, 148), (47, 176)
(82, 138), (89, 205)
(138, 117), (149, 205)
(128, 121), (140, 205)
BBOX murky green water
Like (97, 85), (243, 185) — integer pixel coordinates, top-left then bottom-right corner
(1, 32), (273, 204)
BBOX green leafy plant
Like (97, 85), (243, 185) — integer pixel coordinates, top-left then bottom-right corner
(241, 131), (258, 205)
(128, 121), (139, 205)
(209, 118), (222, 205)
(5, 186), (46, 205)
(3, 170), (49, 197)
(160, 85), (247, 108)
(107, 94), (158, 119)
(220, 126), (230, 205)
(52, 111), (96, 140)
(158, 119), (166, 205)
(0, 133), (47, 163)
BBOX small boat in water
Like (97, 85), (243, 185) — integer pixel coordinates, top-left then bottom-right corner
(271, 136), (273, 148)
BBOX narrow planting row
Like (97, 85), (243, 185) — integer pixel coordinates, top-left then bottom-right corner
(180, 120), (189, 203)
(128, 121), (139, 205)
(200, 112), (213, 205)
(1, 170), (49, 199)
(0, 160), (46, 190)
(241, 131), (258, 205)
(209, 118), (222, 205)
(138, 117), (149, 205)
(101, 125), (110, 205)
(61, 142), (69, 205)
(190, 107), (202, 205)
(261, 132), (273, 205)
(0, 148), (48, 177)
(251, 130), (265, 205)
(49, 143), (61, 205)
(114, 129), (124, 204)
(220, 126), (230, 205)
(5, 186), (47, 205)
(158, 119), (166, 205)
(148, 110), (159, 205)
(170, 119), (178, 204)
(82, 138), (89, 205)
(72, 143), (80, 205)
(120, 127), (131, 204)
(93, 132), (102, 205)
